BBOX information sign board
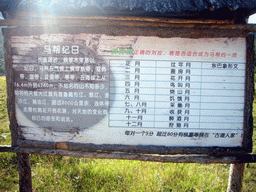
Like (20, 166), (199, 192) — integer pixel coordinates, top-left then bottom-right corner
(4, 27), (253, 154)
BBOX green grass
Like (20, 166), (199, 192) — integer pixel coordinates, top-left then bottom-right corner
(0, 58), (5, 76)
(0, 75), (256, 191)
(0, 75), (10, 146)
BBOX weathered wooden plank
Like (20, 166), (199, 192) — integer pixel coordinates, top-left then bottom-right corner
(14, 139), (248, 155)
(0, 16), (236, 26)
(1, 146), (256, 163)
(2, 0), (255, 22)
(4, 24), (254, 38)
(4, 27), (33, 192)
(0, 145), (13, 152)
(3, 28), (19, 147)
(242, 34), (255, 152)
(227, 163), (245, 192)
(17, 153), (32, 192)
(0, 17), (256, 32)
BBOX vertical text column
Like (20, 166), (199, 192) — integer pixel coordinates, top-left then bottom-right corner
(109, 60), (156, 128)
(200, 62), (245, 133)
(154, 61), (202, 129)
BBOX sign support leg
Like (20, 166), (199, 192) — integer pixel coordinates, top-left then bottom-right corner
(227, 163), (245, 192)
(17, 153), (32, 192)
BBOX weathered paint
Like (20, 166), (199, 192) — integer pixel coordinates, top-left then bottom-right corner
(8, 31), (248, 147)
(3, 26), (254, 155)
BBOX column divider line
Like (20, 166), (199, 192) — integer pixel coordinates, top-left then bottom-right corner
(154, 60), (157, 128)
(199, 62), (203, 128)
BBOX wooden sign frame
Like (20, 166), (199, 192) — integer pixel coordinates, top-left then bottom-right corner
(3, 23), (254, 156)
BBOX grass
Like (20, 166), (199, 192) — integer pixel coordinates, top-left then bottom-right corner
(0, 58), (5, 76)
(0, 75), (256, 191)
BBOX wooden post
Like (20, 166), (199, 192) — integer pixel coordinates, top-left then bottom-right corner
(17, 153), (32, 192)
(227, 163), (245, 192)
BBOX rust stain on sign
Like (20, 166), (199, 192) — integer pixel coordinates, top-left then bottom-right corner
(56, 142), (69, 150)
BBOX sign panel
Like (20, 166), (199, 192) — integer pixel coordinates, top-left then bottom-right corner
(9, 32), (248, 150)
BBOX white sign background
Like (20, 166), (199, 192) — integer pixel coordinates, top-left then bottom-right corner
(13, 35), (246, 147)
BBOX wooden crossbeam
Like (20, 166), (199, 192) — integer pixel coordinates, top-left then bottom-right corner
(1, 145), (256, 164)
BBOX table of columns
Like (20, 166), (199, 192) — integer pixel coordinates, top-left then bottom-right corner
(109, 60), (245, 130)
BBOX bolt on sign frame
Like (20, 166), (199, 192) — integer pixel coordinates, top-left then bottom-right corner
(2, 18), (255, 156)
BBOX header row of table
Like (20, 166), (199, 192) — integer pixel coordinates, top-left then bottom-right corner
(109, 60), (245, 70)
